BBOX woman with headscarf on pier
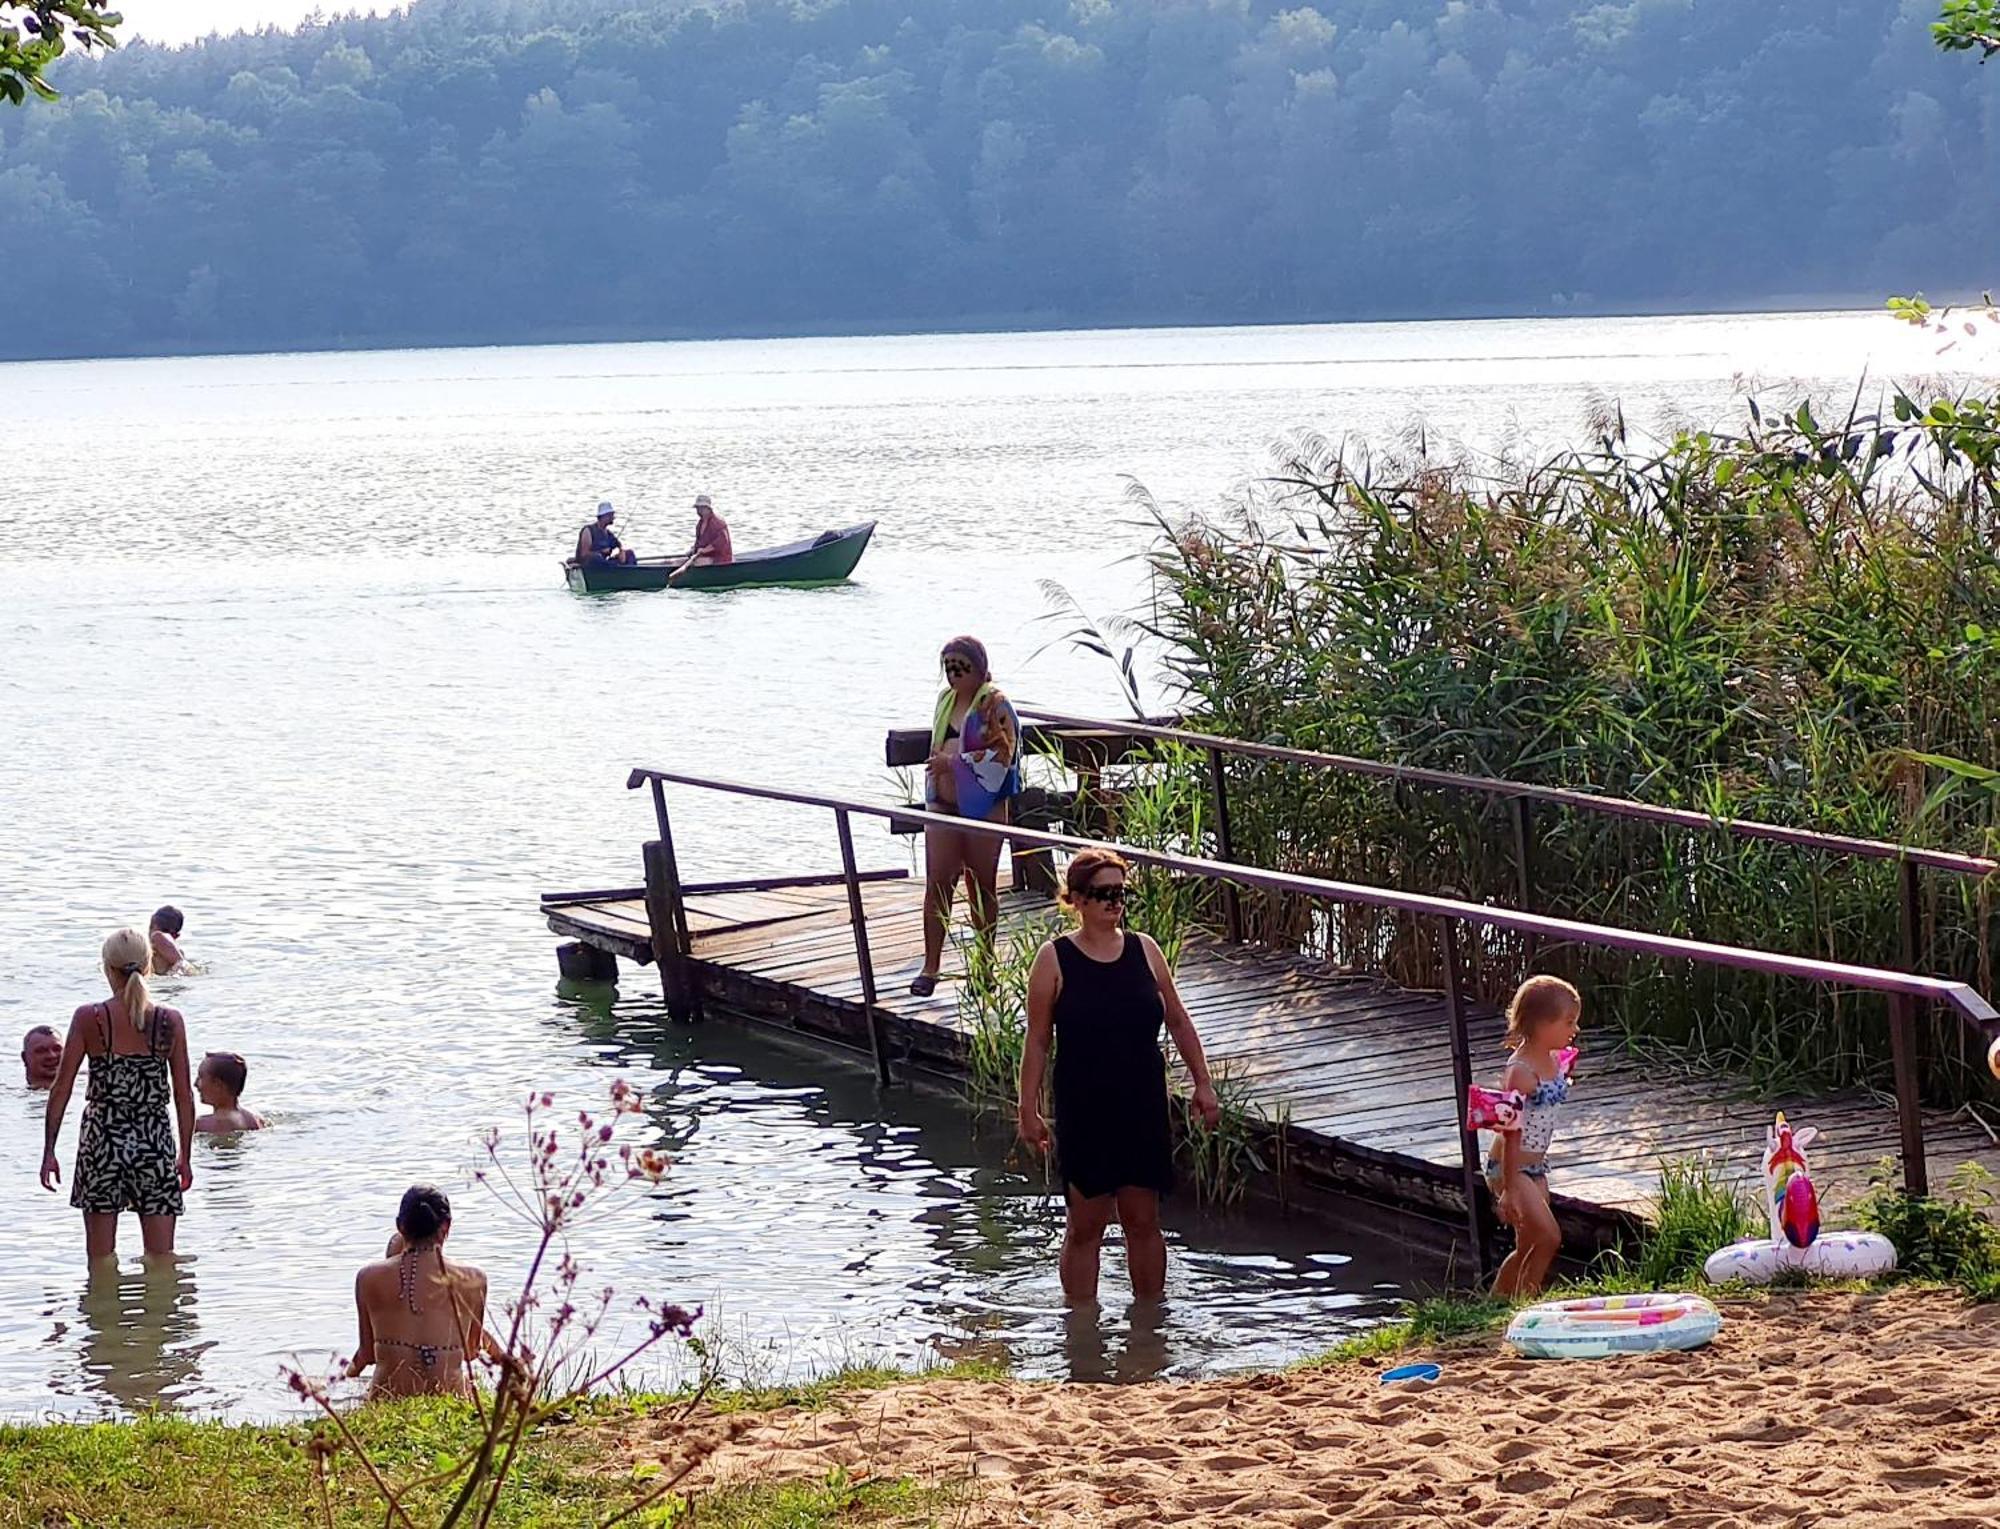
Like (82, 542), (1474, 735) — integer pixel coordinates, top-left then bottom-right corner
(910, 635), (1021, 997)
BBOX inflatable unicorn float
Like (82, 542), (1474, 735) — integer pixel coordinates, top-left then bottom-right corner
(1702, 1112), (1896, 1284)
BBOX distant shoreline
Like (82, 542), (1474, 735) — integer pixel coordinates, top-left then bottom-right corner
(0, 291), (1930, 368)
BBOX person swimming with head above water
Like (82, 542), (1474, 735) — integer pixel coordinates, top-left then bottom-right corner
(21, 1026), (62, 1089)
(194, 1051), (264, 1134)
(347, 1185), (489, 1400)
(149, 907), (186, 976)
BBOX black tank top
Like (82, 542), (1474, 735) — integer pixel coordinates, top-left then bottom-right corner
(1051, 934), (1164, 1089)
(587, 522), (622, 554)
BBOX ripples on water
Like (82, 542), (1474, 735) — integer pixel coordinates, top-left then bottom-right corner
(0, 314), (1942, 1419)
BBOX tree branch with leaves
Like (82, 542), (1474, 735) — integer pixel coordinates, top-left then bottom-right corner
(0, 2), (119, 105)
(1936, 0), (2000, 59)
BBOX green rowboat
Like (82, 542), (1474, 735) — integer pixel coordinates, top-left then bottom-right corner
(563, 521), (876, 593)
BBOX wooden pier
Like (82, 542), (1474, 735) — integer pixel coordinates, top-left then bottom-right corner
(546, 871), (2000, 1254)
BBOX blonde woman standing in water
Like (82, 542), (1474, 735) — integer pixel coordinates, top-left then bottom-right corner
(39, 929), (197, 1261)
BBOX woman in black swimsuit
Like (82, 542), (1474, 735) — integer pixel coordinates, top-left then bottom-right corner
(39, 929), (196, 1262)
(1017, 849), (1220, 1304)
(348, 1185), (490, 1400)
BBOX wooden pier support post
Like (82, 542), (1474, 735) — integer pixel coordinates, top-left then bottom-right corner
(643, 838), (700, 1022)
(556, 941), (619, 983)
(1440, 915), (1493, 1281)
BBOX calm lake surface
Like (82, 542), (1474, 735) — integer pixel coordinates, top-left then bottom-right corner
(0, 312), (1949, 1420)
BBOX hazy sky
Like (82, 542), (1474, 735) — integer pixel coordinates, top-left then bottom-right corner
(121, 3), (400, 46)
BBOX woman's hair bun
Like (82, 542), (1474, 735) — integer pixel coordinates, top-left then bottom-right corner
(396, 1183), (452, 1242)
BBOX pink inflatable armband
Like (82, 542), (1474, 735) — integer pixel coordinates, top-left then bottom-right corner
(1466, 1084), (1525, 1132)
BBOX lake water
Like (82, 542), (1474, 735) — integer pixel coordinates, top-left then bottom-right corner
(0, 311), (1950, 1420)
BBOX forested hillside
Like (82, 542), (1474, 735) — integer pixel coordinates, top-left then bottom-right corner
(1, 0), (1993, 357)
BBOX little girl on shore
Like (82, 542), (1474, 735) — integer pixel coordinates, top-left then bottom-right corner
(1484, 974), (1582, 1298)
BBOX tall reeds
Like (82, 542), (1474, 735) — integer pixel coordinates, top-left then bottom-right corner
(1137, 391), (2000, 1102)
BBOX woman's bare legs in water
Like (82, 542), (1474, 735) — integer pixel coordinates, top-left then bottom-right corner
(1115, 1188), (1166, 1300)
(81, 1212), (177, 1262)
(83, 1213), (118, 1262)
(1060, 1187), (1116, 1304)
(138, 1214), (177, 1257)
(1060, 1185), (1166, 1303)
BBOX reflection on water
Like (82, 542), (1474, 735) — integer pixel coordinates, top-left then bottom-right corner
(0, 316), (1925, 1418)
(55, 1259), (209, 1415)
(1063, 1301), (1173, 1386)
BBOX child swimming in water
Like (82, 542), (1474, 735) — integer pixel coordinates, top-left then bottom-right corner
(1486, 974), (1582, 1299)
(149, 907), (186, 975)
(194, 1051), (265, 1133)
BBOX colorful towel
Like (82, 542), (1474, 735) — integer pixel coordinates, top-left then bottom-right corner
(929, 684), (1021, 821)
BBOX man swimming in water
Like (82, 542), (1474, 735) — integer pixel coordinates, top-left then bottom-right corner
(21, 1026), (61, 1089)
(576, 502), (637, 567)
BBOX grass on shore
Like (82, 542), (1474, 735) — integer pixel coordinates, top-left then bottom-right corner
(0, 1361), (998, 1529)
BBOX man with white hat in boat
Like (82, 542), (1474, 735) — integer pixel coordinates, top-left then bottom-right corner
(670, 493), (734, 585)
(575, 501), (637, 567)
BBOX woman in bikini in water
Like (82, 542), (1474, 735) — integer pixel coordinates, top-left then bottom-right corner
(347, 1185), (489, 1400)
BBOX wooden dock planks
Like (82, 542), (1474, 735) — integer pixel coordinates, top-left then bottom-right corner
(546, 879), (2000, 1237)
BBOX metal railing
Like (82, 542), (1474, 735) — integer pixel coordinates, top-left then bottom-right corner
(626, 765), (2000, 1268)
(1016, 707), (1999, 964)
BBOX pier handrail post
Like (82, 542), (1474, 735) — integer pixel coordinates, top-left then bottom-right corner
(1893, 859), (1928, 1197)
(835, 808), (892, 1088)
(1889, 991), (1929, 1198)
(1899, 858), (1923, 973)
(1511, 796), (1538, 966)
(1206, 744), (1244, 943)
(1439, 914), (1492, 1280)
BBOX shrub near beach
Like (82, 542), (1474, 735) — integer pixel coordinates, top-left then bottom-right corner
(1140, 398), (2000, 1102)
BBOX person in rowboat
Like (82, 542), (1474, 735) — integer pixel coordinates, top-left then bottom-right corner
(577, 502), (637, 567)
(668, 494), (732, 584)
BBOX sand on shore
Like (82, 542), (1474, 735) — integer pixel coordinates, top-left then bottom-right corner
(608, 1288), (2000, 1527)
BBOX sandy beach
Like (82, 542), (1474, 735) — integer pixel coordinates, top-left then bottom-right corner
(617, 1289), (2000, 1527)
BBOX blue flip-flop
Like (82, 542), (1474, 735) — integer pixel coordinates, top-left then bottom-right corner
(1380, 1363), (1441, 1386)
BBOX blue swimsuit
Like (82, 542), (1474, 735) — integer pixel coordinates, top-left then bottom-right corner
(1485, 1063), (1570, 1186)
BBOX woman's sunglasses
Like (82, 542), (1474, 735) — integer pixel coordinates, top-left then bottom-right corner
(1080, 883), (1127, 905)
(941, 659), (972, 678)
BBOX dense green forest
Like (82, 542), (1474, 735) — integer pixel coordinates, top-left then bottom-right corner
(1, 0), (1995, 358)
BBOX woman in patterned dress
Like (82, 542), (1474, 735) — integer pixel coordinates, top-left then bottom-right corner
(39, 928), (197, 1261)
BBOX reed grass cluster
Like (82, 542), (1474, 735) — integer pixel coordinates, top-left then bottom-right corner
(1139, 392), (2000, 1102)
